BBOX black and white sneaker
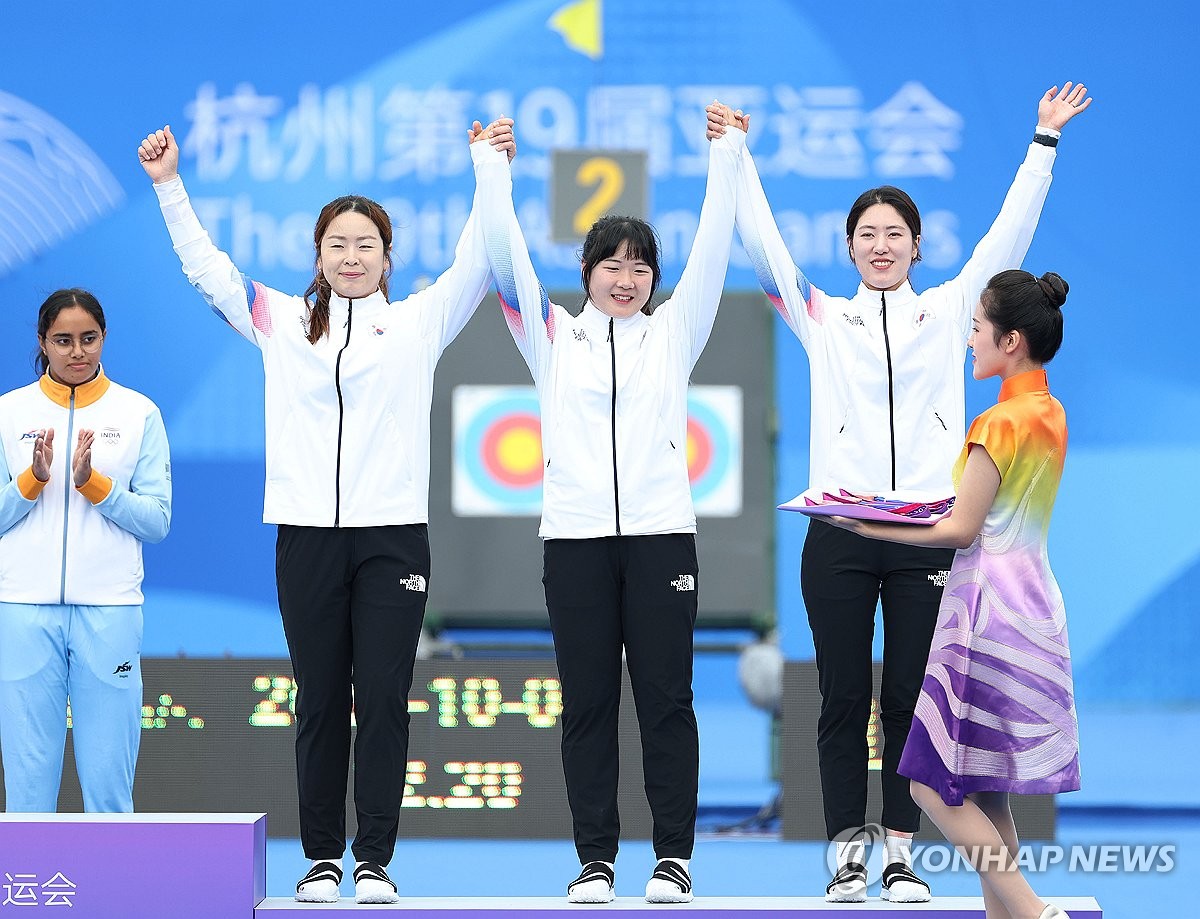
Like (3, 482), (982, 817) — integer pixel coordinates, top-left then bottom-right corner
(354, 862), (399, 904)
(880, 860), (931, 902)
(295, 860), (342, 903)
(645, 859), (693, 903)
(567, 861), (615, 903)
(825, 861), (868, 903)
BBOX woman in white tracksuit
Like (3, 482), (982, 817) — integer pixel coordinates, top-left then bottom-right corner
(0, 288), (171, 814)
(709, 83), (1091, 903)
(137, 120), (514, 904)
(476, 104), (745, 904)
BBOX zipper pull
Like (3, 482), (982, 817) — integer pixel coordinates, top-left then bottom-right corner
(879, 290), (886, 316)
(607, 317), (613, 342)
(934, 411), (947, 430)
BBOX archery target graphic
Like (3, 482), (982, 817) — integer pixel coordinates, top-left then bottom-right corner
(453, 386), (544, 516)
(452, 384), (742, 518)
(686, 386), (742, 517)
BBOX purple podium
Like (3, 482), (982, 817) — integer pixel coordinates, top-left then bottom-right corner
(254, 897), (1103, 916)
(0, 812), (265, 918)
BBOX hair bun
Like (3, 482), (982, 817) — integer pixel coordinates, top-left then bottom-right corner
(1036, 272), (1068, 309)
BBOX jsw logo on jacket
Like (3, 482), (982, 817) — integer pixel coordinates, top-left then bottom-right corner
(0, 372), (171, 605)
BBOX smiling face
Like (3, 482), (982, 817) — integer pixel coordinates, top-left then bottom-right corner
(585, 241), (654, 318)
(42, 305), (104, 386)
(318, 211), (387, 300)
(849, 203), (920, 291)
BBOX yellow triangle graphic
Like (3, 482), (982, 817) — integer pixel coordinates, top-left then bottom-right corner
(548, 0), (603, 60)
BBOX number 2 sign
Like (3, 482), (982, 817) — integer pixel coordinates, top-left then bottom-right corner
(550, 150), (648, 243)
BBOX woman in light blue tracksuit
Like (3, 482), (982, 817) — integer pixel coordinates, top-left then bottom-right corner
(0, 288), (171, 813)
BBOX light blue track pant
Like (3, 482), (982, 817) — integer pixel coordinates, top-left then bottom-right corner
(0, 602), (143, 812)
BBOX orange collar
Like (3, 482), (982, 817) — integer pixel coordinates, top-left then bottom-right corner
(998, 368), (1048, 402)
(39, 369), (111, 408)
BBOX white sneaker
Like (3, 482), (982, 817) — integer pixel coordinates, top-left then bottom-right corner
(567, 861), (614, 903)
(353, 862), (399, 904)
(295, 860), (341, 903)
(880, 861), (931, 902)
(645, 859), (693, 903)
(824, 860), (867, 903)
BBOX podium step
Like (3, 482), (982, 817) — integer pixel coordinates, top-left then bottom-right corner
(0, 812), (265, 918)
(255, 896), (1103, 916)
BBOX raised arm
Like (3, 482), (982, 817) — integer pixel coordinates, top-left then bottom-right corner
(665, 102), (746, 367)
(473, 119), (555, 383)
(943, 82), (1093, 332)
(74, 409), (172, 544)
(138, 125), (271, 348)
(410, 118), (520, 354)
(709, 106), (826, 347)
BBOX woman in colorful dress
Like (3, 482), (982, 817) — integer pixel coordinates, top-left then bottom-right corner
(828, 269), (1078, 919)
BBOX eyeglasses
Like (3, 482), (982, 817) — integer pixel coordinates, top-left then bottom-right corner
(44, 332), (104, 356)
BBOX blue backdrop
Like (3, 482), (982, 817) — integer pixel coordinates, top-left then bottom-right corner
(1, 1), (1195, 702)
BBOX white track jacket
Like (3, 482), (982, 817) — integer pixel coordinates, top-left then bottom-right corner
(735, 140), (1057, 501)
(0, 372), (171, 605)
(153, 149), (497, 527)
(476, 128), (745, 538)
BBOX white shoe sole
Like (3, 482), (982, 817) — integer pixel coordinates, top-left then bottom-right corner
(356, 892), (400, 904)
(356, 879), (399, 904)
(881, 881), (931, 903)
(295, 883), (340, 903)
(646, 881), (693, 903)
(568, 879), (614, 904)
(825, 881), (867, 903)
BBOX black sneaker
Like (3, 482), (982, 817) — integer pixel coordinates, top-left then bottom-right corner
(295, 860), (341, 903)
(645, 859), (693, 903)
(881, 861), (931, 903)
(567, 861), (615, 903)
(825, 860), (867, 903)
(354, 861), (399, 904)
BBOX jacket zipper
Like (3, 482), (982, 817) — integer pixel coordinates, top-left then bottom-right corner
(333, 300), (353, 527)
(608, 318), (621, 535)
(59, 387), (77, 603)
(880, 291), (897, 491)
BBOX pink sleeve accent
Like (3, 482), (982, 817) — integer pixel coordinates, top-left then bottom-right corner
(249, 280), (274, 337)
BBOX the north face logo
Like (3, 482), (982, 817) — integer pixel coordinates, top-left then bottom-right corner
(402, 574), (427, 592)
(928, 570), (949, 588)
(670, 575), (695, 592)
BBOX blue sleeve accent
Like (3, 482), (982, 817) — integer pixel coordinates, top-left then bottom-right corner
(96, 407), (172, 544)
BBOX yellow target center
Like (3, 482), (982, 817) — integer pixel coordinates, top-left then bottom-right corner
(497, 428), (543, 475)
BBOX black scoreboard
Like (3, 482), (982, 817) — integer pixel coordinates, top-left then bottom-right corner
(0, 658), (656, 839)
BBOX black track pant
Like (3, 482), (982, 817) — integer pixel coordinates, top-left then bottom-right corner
(543, 534), (699, 863)
(276, 524), (430, 864)
(801, 519), (953, 839)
